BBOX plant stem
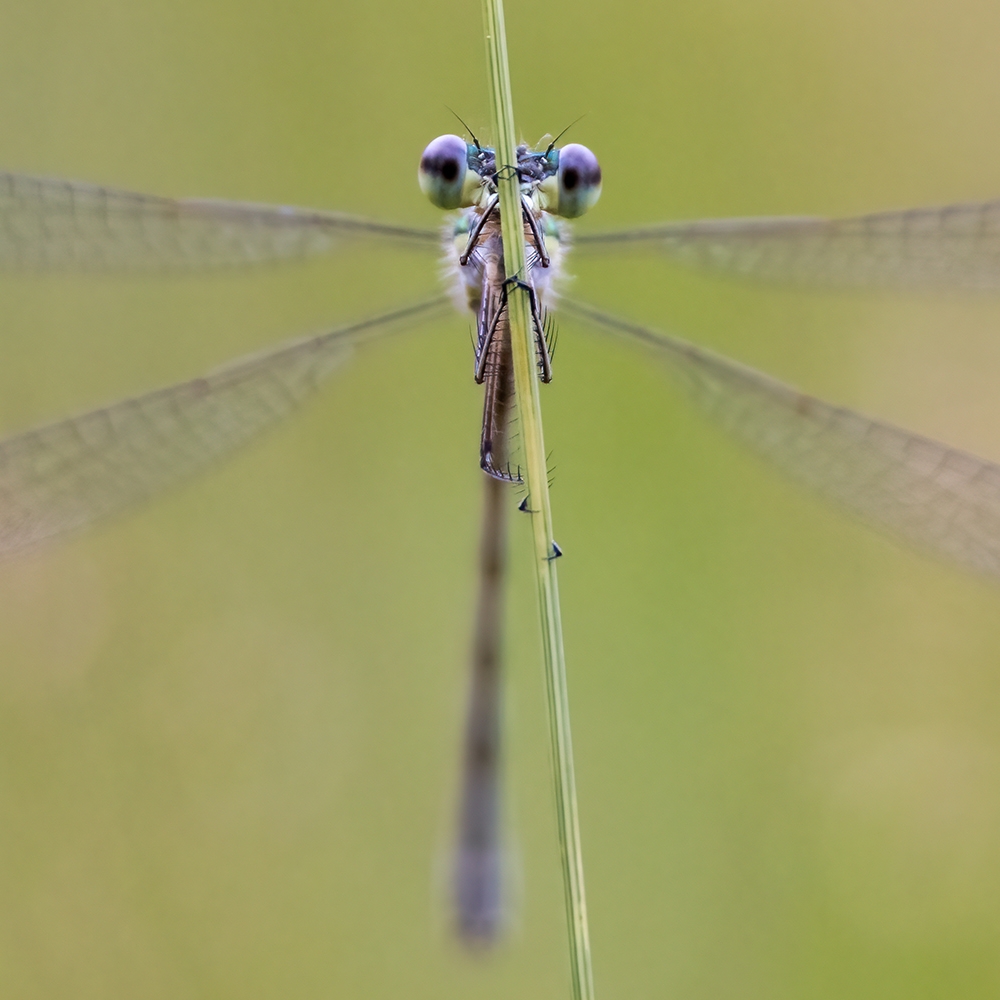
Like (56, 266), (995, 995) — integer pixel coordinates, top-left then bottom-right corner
(480, 3), (595, 997)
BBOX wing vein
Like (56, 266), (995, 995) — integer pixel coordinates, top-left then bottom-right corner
(0, 297), (448, 556)
(565, 299), (1000, 579)
(0, 170), (441, 271)
(575, 198), (1000, 288)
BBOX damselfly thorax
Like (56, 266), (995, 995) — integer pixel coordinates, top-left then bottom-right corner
(420, 135), (602, 480)
(449, 207), (560, 480)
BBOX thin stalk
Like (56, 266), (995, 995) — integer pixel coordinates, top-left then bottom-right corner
(480, 3), (595, 997)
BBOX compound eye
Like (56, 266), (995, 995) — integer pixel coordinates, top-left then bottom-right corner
(418, 134), (471, 209)
(551, 143), (602, 218)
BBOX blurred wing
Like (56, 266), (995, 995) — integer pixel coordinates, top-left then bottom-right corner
(0, 298), (447, 556)
(575, 200), (1000, 289)
(0, 171), (441, 270)
(564, 299), (1000, 579)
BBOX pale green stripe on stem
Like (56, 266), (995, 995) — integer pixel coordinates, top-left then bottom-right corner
(480, 2), (595, 997)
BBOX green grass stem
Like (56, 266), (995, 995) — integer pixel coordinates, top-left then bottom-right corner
(480, 3), (595, 997)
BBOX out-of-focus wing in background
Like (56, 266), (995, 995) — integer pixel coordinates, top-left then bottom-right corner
(568, 299), (1000, 579)
(0, 298), (446, 556)
(577, 200), (1000, 289)
(0, 171), (440, 271)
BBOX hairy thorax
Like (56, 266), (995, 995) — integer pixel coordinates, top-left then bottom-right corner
(443, 203), (568, 319)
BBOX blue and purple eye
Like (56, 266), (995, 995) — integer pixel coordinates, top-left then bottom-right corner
(542, 143), (602, 218)
(419, 134), (475, 209)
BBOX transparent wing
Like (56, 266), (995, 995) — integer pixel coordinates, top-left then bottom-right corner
(0, 298), (447, 556)
(575, 200), (1000, 289)
(0, 171), (441, 271)
(564, 300), (1000, 580)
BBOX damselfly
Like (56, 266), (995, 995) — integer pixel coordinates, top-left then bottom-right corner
(4, 130), (1000, 943)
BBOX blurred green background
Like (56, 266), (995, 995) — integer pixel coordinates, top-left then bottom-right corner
(0, 0), (999, 996)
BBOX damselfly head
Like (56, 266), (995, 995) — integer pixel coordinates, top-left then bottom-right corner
(419, 134), (482, 209)
(539, 143), (602, 218)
